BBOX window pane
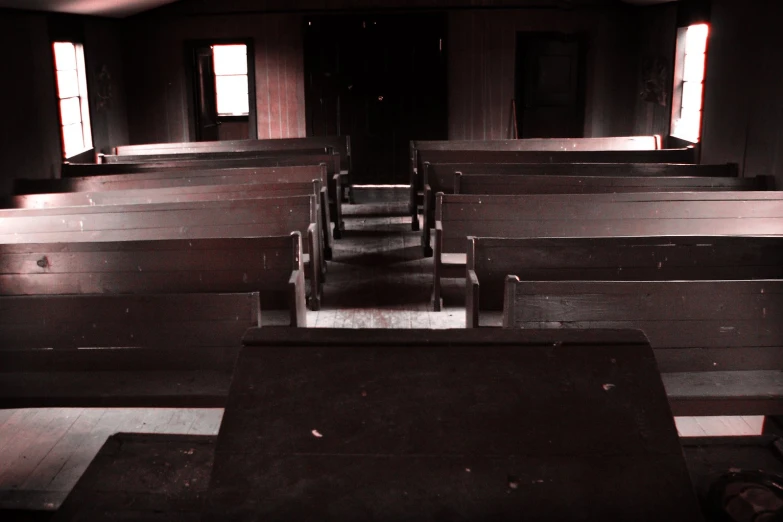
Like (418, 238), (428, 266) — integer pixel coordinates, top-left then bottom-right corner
(75, 44), (89, 97)
(62, 123), (85, 157)
(681, 80), (704, 110)
(686, 24), (709, 55)
(216, 75), (249, 115)
(57, 70), (80, 99)
(213, 45), (248, 76)
(53, 42), (76, 71)
(60, 97), (82, 126)
(683, 52), (705, 83)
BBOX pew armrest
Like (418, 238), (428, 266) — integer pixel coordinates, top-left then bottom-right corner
(307, 223), (322, 311)
(319, 186), (333, 260)
(288, 268), (307, 327)
(432, 221), (444, 311)
(466, 269), (480, 328)
(421, 183), (433, 256)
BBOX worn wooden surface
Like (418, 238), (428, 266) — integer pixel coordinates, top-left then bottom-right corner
(503, 279), (783, 415)
(0, 196), (322, 310)
(431, 191), (783, 310)
(0, 235), (306, 326)
(205, 328), (701, 521)
(421, 170), (765, 255)
(52, 433), (216, 522)
(456, 173), (770, 194)
(467, 236), (783, 327)
(0, 292), (257, 408)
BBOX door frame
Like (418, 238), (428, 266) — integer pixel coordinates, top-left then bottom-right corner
(184, 38), (258, 141)
(514, 31), (587, 139)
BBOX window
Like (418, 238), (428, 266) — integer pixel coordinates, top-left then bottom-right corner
(53, 42), (92, 158)
(212, 44), (249, 116)
(671, 24), (709, 143)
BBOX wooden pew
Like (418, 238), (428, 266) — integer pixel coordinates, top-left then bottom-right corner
(502, 278), (783, 417)
(62, 155), (346, 237)
(0, 196), (324, 311)
(9, 179), (333, 260)
(419, 164), (752, 255)
(432, 192), (783, 310)
(466, 236), (783, 328)
(455, 173), (771, 195)
(0, 292), (260, 408)
(410, 147), (698, 230)
(112, 135), (354, 202)
(0, 235), (307, 327)
(101, 147), (330, 164)
(218, 327), (700, 521)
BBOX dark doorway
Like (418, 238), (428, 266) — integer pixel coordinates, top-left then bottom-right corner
(515, 33), (586, 138)
(187, 40), (258, 142)
(304, 13), (448, 185)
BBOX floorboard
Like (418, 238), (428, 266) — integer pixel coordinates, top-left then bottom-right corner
(0, 187), (766, 514)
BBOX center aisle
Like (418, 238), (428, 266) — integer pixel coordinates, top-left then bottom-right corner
(304, 187), (464, 329)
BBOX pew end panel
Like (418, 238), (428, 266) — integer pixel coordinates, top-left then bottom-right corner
(288, 231), (308, 327)
(466, 236), (480, 328)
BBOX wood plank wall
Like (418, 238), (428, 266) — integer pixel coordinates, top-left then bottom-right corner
(701, 0), (783, 183)
(446, 8), (641, 140)
(124, 13), (307, 145)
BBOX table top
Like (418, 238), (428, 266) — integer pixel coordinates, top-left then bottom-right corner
(204, 328), (701, 521)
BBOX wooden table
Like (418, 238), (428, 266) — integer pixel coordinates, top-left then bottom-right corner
(203, 328), (702, 521)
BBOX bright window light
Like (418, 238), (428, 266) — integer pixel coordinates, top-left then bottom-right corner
(671, 24), (709, 143)
(53, 42), (92, 158)
(213, 44), (249, 116)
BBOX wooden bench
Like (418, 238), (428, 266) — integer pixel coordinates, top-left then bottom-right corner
(213, 327), (700, 521)
(0, 235), (307, 326)
(456, 173), (771, 195)
(467, 236), (783, 328)
(419, 165), (754, 255)
(9, 179), (333, 260)
(62, 155), (346, 237)
(0, 195), (324, 311)
(433, 192), (783, 310)
(113, 135), (354, 202)
(411, 147), (698, 230)
(0, 292), (259, 408)
(503, 278), (783, 417)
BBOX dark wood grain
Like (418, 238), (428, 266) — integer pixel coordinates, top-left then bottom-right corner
(9, 179), (334, 262)
(467, 235), (783, 327)
(204, 328), (700, 522)
(0, 196), (323, 311)
(409, 142), (695, 225)
(503, 279), (783, 415)
(52, 434), (216, 521)
(432, 191), (783, 310)
(0, 235), (306, 327)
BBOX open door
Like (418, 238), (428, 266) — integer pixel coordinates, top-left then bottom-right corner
(189, 41), (257, 142)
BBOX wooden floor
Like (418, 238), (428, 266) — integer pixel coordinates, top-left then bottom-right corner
(0, 187), (765, 513)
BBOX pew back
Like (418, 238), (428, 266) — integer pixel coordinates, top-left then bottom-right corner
(502, 278), (783, 416)
(455, 174), (772, 195)
(0, 292), (261, 349)
(467, 236), (783, 327)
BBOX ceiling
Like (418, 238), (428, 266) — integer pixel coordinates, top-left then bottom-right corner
(0, 0), (677, 17)
(0, 0), (180, 17)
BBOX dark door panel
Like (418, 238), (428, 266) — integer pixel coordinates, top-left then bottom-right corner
(305, 14), (448, 185)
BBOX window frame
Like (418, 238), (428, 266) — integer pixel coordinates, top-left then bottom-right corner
(185, 38), (258, 141)
(212, 43), (251, 117)
(670, 24), (709, 143)
(52, 41), (93, 159)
